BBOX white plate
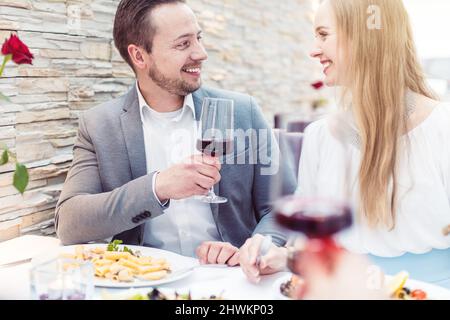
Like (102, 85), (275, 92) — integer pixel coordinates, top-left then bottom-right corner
(0, 235), (60, 267)
(384, 275), (450, 300)
(58, 244), (197, 288)
(272, 273), (450, 300)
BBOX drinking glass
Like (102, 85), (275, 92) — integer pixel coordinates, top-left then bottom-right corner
(271, 118), (355, 298)
(196, 98), (234, 203)
(30, 256), (94, 300)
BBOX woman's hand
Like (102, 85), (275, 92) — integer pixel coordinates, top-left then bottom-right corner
(239, 234), (288, 283)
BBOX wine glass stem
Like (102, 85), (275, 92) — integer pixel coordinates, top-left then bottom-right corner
(208, 186), (216, 197)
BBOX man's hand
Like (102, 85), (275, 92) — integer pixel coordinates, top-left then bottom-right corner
(196, 241), (240, 266)
(154, 155), (221, 202)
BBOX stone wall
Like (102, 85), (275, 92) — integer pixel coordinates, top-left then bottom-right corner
(0, 0), (321, 242)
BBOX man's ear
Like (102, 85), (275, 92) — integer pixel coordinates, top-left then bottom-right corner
(127, 44), (150, 71)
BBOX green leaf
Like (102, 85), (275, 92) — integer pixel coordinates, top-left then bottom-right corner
(0, 150), (8, 165)
(107, 239), (123, 252)
(123, 246), (135, 256)
(0, 92), (11, 102)
(105, 240), (136, 256)
(13, 163), (29, 194)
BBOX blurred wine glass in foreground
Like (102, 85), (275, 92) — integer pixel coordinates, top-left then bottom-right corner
(272, 119), (386, 299)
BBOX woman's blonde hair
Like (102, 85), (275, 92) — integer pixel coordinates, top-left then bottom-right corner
(330, 0), (436, 228)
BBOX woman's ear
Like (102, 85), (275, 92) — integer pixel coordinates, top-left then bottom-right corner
(127, 44), (149, 71)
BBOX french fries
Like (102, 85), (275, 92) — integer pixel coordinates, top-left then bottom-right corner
(62, 245), (171, 283)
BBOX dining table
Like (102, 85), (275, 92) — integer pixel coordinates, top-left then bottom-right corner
(1, 235), (450, 300)
(0, 235), (290, 300)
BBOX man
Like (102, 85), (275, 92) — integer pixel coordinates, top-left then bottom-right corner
(55, 0), (296, 265)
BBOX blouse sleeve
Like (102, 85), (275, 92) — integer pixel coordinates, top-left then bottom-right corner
(295, 121), (322, 197)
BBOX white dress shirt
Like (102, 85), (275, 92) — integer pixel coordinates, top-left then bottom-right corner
(296, 102), (450, 257)
(136, 83), (221, 257)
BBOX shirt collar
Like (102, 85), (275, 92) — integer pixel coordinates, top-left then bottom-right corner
(136, 81), (196, 123)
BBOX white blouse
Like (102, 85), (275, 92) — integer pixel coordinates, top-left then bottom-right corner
(296, 102), (450, 257)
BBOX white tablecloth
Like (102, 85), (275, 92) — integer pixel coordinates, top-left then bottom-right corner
(0, 236), (289, 300)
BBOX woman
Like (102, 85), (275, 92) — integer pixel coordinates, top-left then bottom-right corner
(240, 0), (450, 286)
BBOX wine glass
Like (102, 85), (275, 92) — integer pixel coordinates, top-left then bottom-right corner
(271, 120), (355, 298)
(30, 255), (94, 300)
(275, 197), (353, 274)
(196, 98), (234, 203)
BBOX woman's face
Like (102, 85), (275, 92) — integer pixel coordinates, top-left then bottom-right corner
(310, 0), (345, 86)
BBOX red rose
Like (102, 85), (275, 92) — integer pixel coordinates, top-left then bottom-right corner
(311, 81), (324, 90)
(1, 34), (34, 65)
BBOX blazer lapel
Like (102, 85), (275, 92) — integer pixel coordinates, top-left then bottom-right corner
(192, 87), (208, 121)
(120, 84), (147, 180)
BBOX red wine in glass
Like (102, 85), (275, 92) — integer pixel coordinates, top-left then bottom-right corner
(196, 139), (234, 157)
(197, 97), (234, 204)
(275, 197), (352, 238)
(275, 196), (353, 282)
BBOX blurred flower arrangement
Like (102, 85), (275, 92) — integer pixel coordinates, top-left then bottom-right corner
(0, 33), (33, 194)
(311, 81), (328, 110)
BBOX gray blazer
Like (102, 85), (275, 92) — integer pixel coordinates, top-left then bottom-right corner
(55, 84), (297, 247)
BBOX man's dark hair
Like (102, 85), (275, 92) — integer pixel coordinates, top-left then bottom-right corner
(113, 0), (186, 69)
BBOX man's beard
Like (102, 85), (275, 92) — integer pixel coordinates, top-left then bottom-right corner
(148, 63), (201, 96)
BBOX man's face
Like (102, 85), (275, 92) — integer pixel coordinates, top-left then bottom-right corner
(146, 3), (208, 96)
